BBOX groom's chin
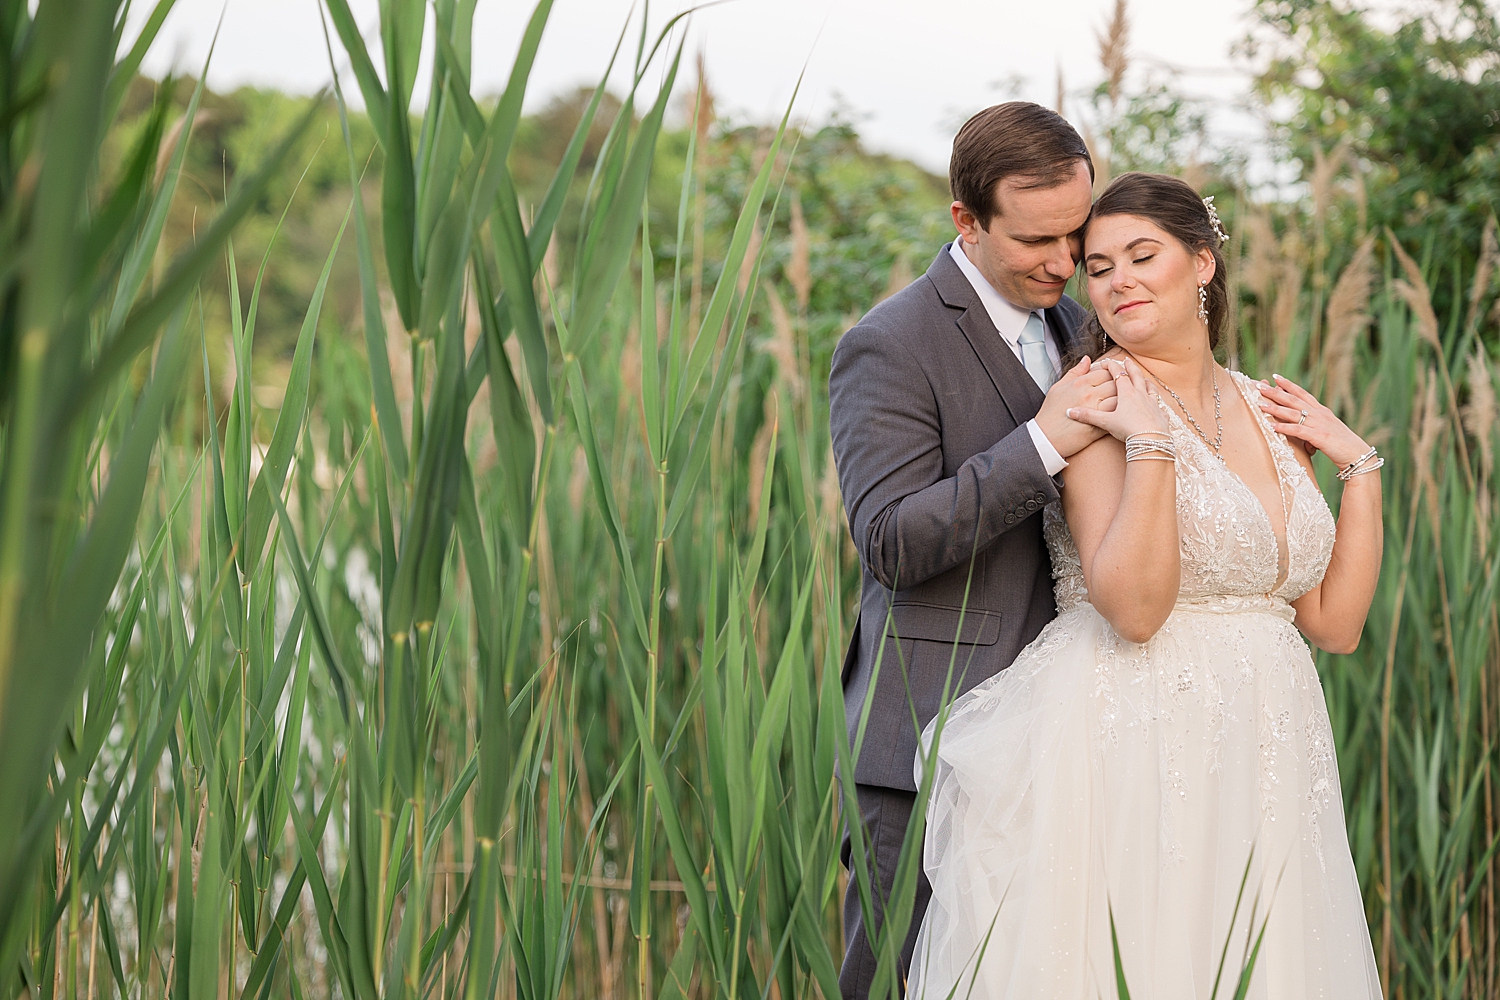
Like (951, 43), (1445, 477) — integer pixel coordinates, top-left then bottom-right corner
(1025, 280), (1070, 309)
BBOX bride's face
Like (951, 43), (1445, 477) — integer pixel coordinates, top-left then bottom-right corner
(1083, 213), (1215, 353)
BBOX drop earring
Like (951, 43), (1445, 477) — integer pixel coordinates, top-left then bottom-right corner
(1197, 281), (1209, 324)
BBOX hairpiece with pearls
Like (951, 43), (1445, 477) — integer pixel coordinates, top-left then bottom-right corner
(1202, 196), (1230, 246)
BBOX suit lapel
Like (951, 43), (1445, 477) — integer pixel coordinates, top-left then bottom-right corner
(927, 247), (1046, 426)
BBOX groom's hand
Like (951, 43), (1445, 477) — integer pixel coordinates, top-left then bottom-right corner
(1034, 356), (1117, 459)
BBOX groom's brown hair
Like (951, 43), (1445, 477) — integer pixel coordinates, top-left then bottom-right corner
(950, 102), (1093, 229)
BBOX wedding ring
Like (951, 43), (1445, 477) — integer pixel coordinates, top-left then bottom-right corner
(1297, 409), (1308, 425)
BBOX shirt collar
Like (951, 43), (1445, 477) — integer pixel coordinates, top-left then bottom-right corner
(948, 239), (1042, 345)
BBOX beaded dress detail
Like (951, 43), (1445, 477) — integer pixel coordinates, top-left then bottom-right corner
(909, 372), (1380, 999)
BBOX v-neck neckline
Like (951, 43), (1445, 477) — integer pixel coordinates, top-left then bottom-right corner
(1159, 370), (1295, 595)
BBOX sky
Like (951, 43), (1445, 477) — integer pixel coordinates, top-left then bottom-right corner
(136, 0), (1266, 175)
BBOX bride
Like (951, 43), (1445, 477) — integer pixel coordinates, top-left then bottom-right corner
(908, 172), (1384, 999)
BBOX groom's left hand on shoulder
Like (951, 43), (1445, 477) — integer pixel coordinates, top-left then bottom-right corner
(1034, 356), (1119, 459)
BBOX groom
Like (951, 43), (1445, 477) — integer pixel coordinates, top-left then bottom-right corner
(828, 102), (1115, 998)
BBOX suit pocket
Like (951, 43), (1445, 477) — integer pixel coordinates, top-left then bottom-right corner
(883, 602), (1001, 646)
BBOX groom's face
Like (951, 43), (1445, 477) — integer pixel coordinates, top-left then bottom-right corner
(951, 161), (1093, 311)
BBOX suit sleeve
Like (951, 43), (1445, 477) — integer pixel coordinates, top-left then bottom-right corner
(829, 320), (1062, 592)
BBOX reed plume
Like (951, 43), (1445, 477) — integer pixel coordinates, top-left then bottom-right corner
(1311, 140), (1349, 234)
(1081, 118), (1111, 194)
(1388, 229), (1444, 353)
(1323, 235), (1377, 413)
(1242, 210), (1279, 307)
(746, 394), (777, 532)
(788, 193), (811, 313)
(1097, 0), (1129, 109)
(1465, 348), (1496, 484)
(1272, 257), (1303, 364)
(737, 216), (762, 298)
(761, 280), (803, 401)
(879, 255), (913, 304)
(1469, 214), (1499, 331)
(1413, 366), (1446, 541)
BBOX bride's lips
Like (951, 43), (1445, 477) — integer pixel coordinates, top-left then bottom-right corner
(1114, 298), (1148, 314)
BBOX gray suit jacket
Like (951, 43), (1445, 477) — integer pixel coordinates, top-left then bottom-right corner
(829, 244), (1090, 791)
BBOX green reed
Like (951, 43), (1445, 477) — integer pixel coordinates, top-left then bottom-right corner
(2, 1), (1498, 998)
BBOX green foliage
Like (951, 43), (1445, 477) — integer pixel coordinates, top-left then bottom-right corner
(1248, 0), (1500, 292)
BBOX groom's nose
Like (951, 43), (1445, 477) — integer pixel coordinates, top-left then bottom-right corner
(1042, 240), (1076, 279)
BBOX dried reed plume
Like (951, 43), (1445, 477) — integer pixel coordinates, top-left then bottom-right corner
(1388, 229), (1444, 353)
(1468, 215), (1498, 331)
(1323, 236), (1377, 413)
(1311, 140), (1350, 233)
(1055, 63), (1066, 115)
(878, 255), (913, 304)
(1465, 348), (1497, 484)
(788, 193), (811, 313)
(818, 442), (845, 535)
(1081, 118), (1111, 195)
(694, 50), (716, 143)
(760, 281), (803, 401)
(1097, 0), (1129, 109)
(736, 216), (762, 298)
(1412, 366), (1446, 541)
(156, 110), (212, 186)
(1272, 257), (1303, 363)
(1357, 371), (1391, 448)
(1242, 211), (1279, 307)
(746, 394), (777, 532)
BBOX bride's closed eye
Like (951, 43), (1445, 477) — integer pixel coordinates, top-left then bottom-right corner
(1088, 253), (1154, 279)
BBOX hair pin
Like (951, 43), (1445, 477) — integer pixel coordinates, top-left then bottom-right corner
(1203, 196), (1230, 246)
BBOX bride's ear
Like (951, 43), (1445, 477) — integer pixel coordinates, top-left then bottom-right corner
(1194, 246), (1217, 286)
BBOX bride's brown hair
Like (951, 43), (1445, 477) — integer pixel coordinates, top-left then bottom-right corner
(1068, 172), (1230, 367)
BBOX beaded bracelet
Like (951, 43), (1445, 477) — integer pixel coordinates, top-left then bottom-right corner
(1125, 433), (1177, 463)
(1336, 447), (1380, 481)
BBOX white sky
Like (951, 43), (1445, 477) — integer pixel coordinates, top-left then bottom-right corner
(138, 0), (1266, 175)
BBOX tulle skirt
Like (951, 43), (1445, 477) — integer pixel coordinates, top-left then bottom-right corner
(909, 600), (1382, 999)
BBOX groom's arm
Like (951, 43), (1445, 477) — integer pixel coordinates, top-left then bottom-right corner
(830, 320), (1061, 592)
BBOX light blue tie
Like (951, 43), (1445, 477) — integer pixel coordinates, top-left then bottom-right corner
(1017, 312), (1056, 390)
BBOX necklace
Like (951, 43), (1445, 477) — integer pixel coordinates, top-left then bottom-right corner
(1148, 366), (1223, 457)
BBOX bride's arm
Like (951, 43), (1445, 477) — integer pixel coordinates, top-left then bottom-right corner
(1258, 375), (1383, 654)
(1063, 358), (1181, 643)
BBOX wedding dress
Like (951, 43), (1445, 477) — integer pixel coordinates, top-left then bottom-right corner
(908, 371), (1382, 999)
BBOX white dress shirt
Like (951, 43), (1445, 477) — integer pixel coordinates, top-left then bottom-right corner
(948, 239), (1068, 475)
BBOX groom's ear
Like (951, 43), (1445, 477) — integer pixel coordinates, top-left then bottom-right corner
(951, 201), (982, 242)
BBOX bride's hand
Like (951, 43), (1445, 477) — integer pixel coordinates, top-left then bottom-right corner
(1256, 374), (1370, 468)
(1066, 357), (1169, 444)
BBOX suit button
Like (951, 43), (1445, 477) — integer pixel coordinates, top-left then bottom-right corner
(1036, 492), (1047, 502)
(1004, 513), (1016, 525)
(1025, 499), (1038, 511)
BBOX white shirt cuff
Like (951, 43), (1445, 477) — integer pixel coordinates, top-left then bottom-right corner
(1026, 419), (1068, 477)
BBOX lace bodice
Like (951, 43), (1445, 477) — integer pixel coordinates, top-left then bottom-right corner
(1045, 370), (1337, 618)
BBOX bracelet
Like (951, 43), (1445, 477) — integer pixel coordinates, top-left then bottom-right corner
(1125, 433), (1177, 463)
(1336, 447), (1380, 481)
(1341, 456), (1385, 479)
